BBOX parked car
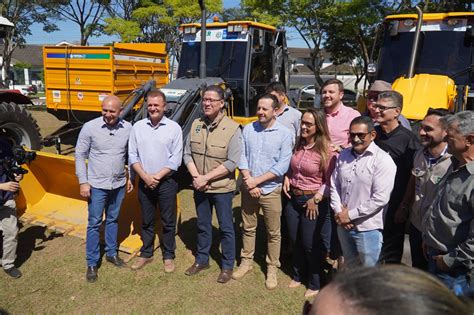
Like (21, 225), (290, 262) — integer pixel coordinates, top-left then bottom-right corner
(299, 85), (358, 108)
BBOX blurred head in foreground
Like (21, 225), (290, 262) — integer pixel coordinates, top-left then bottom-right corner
(307, 265), (472, 315)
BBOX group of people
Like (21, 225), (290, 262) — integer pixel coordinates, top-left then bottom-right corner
(1, 78), (472, 302)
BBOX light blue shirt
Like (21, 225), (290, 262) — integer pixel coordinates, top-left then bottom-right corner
(128, 116), (183, 175)
(75, 117), (132, 190)
(239, 120), (292, 195)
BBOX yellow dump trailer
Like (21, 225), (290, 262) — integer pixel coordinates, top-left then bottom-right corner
(16, 151), (179, 255)
(43, 43), (168, 121)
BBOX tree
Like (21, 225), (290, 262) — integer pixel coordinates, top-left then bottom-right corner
(323, 1), (393, 91)
(42, 0), (110, 45)
(1, 1), (58, 86)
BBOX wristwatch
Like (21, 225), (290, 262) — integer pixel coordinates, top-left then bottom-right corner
(313, 195), (322, 203)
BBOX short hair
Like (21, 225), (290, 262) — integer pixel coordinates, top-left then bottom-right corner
(426, 107), (451, 118)
(378, 90), (403, 110)
(441, 111), (474, 136)
(146, 88), (166, 103)
(350, 115), (375, 132)
(321, 265), (472, 315)
(265, 82), (286, 95)
(202, 85), (225, 100)
(320, 78), (344, 93)
(258, 93), (279, 109)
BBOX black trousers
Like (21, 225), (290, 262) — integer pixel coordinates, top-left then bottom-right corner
(137, 177), (178, 259)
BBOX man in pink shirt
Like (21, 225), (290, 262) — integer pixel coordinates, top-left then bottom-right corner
(331, 116), (397, 267)
(321, 79), (360, 266)
(321, 79), (361, 152)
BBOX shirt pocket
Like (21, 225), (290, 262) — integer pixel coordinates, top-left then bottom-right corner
(208, 141), (228, 159)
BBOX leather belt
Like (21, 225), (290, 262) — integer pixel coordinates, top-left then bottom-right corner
(291, 187), (318, 196)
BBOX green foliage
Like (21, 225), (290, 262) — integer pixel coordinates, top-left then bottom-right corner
(13, 61), (32, 69)
(104, 17), (141, 42)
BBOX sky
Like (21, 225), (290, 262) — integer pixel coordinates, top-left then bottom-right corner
(25, 0), (306, 47)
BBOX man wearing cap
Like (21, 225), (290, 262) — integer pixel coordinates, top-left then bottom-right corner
(373, 90), (421, 264)
(365, 80), (411, 130)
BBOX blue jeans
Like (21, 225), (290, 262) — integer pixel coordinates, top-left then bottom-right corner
(285, 195), (331, 290)
(337, 227), (382, 268)
(194, 191), (235, 270)
(137, 177), (178, 259)
(427, 247), (474, 297)
(86, 186), (126, 267)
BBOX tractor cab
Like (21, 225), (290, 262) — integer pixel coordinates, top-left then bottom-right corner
(177, 21), (289, 125)
(369, 12), (474, 119)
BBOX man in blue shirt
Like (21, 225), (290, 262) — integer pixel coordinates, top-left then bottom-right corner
(75, 95), (133, 282)
(232, 94), (292, 290)
(128, 89), (183, 272)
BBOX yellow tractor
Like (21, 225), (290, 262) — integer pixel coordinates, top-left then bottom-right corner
(365, 8), (474, 119)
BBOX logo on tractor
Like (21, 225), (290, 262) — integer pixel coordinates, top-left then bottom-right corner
(75, 77), (81, 85)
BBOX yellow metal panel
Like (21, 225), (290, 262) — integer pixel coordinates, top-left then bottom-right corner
(44, 44), (169, 115)
(16, 151), (180, 254)
(393, 74), (456, 120)
(231, 116), (257, 126)
(386, 12), (474, 21)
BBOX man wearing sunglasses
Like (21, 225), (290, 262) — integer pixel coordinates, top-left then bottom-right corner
(373, 91), (421, 265)
(365, 80), (411, 130)
(331, 116), (396, 267)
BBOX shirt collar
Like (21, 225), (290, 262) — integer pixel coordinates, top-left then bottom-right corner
(147, 116), (168, 128)
(423, 144), (448, 167)
(276, 105), (289, 117)
(351, 141), (377, 157)
(101, 118), (123, 130)
(325, 103), (344, 117)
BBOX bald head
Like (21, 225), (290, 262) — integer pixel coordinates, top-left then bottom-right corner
(101, 95), (122, 126)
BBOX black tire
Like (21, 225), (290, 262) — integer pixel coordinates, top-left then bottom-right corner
(0, 102), (42, 150)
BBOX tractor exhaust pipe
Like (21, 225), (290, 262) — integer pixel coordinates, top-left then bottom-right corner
(408, 5), (423, 78)
(198, 0), (206, 79)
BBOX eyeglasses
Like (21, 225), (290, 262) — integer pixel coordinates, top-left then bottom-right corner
(348, 132), (370, 139)
(202, 98), (222, 103)
(373, 103), (398, 112)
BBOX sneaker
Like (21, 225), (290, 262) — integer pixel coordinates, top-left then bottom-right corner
(265, 266), (278, 290)
(232, 263), (253, 280)
(163, 259), (176, 273)
(4, 267), (22, 279)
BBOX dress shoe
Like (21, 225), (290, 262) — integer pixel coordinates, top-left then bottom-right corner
(4, 267), (22, 279)
(86, 266), (98, 283)
(184, 262), (210, 276)
(217, 269), (233, 283)
(105, 255), (126, 268)
(304, 289), (319, 299)
(265, 266), (278, 290)
(232, 263), (253, 280)
(163, 259), (175, 273)
(131, 257), (153, 270)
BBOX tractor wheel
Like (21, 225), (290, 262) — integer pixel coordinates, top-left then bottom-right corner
(0, 102), (42, 150)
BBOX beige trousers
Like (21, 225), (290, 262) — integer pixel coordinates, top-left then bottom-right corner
(0, 200), (18, 270)
(240, 186), (282, 268)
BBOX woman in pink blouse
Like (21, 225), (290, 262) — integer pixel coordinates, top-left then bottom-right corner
(283, 108), (335, 298)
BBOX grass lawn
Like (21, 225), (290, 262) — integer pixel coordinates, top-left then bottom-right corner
(1, 189), (308, 314)
(1, 111), (308, 313)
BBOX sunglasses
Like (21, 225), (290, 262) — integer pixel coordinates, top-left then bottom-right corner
(348, 132), (370, 139)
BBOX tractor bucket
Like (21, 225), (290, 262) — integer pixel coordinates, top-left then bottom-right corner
(16, 151), (179, 256)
